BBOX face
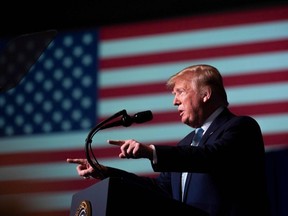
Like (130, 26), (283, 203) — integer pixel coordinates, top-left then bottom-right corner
(172, 78), (204, 128)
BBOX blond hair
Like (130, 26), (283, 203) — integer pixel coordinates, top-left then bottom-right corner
(166, 64), (229, 106)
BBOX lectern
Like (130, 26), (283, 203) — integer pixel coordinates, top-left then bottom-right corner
(70, 177), (208, 216)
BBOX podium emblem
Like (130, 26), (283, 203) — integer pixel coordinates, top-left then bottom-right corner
(75, 200), (91, 216)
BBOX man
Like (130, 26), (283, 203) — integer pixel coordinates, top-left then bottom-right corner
(67, 64), (271, 216)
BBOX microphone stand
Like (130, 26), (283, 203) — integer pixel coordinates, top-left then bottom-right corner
(85, 109), (128, 179)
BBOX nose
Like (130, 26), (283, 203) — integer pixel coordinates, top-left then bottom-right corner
(173, 95), (180, 106)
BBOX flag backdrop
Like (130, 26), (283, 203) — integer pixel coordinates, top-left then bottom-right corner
(0, 4), (288, 216)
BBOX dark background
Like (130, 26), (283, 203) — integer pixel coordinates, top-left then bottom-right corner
(1, 0), (287, 37)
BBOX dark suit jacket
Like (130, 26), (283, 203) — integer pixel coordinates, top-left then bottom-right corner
(104, 108), (271, 216)
(152, 107), (271, 216)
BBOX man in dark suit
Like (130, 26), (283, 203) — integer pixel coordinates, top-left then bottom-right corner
(67, 64), (271, 216)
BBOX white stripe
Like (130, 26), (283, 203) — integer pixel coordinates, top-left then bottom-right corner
(1, 114), (287, 153)
(228, 82), (288, 105)
(99, 51), (288, 88)
(0, 131), (89, 153)
(254, 114), (288, 134)
(0, 123), (190, 153)
(99, 82), (288, 116)
(100, 20), (288, 58)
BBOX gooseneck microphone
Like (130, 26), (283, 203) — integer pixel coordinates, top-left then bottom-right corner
(84, 109), (153, 179)
(101, 110), (153, 129)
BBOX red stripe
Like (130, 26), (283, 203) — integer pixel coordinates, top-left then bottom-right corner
(28, 211), (69, 216)
(0, 132), (288, 167)
(263, 132), (288, 146)
(229, 101), (288, 116)
(99, 81), (167, 98)
(224, 69), (288, 87)
(100, 39), (288, 69)
(0, 148), (86, 166)
(0, 172), (158, 195)
(0, 179), (98, 195)
(99, 69), (288, 98)
(100, 5), (288, 40)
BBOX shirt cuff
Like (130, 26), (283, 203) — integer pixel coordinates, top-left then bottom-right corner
(149, 144), (157, 164)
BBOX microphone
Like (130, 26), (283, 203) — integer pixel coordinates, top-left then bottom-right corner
(101, 110), (153, 129)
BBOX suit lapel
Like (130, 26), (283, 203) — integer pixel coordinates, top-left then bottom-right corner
(198, 107), (233, 146)
(183, 108), (234, 201)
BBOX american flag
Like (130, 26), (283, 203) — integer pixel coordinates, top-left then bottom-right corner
(0, 4), (288, 216)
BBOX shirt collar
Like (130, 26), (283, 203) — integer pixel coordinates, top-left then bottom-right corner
(201, 106), (225, 134)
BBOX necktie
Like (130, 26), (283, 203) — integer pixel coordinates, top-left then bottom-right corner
(191, 127), (204, 146)
(181, 127), (204, 200)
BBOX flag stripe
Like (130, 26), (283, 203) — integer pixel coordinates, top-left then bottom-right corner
(99, 21), (288, 59)
(100, 39), (288, 69)
(99, 51), (288, 88)
(100, 69), (288, 98)
(98, 82), (288, 116)
(100, 5), (288, 40)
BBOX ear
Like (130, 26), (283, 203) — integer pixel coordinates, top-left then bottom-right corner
(202, 86), (211, 102)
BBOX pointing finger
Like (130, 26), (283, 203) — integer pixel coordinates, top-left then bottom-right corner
(66, 158), (85, 164)
(107, 140), (125, 146)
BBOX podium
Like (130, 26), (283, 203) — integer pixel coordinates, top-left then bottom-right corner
(70, 177), (208, 216)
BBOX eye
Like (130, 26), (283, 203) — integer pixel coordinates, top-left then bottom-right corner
(174, 89), (186, 97)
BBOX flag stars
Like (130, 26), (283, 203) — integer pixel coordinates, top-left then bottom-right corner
(34, 71), (45, 82)
(80, 118), (92, 128)
(5, 104), (14, 115)
(24, 103), (34, 114)
(73, 46), (84, 57)
(61, 120), (71, 131)
(24, 81), (34, 93)
(52, 111), (63, 122)
(0, 30), (97, 136)
(43, 80), (53, 91)
(5, 126), (14, 135)
(72, 109), (82, 121)
(43, 101), (53, 112)
(72, 88), (82, 99)
(15, 115), (24, 126)
(23, 124), (33, 134)
(81, 76), (92, 87)
(53, 90), (63, 101)
(34, 92), (44, 103)
(74, 66), (84, 76)
(43, 58), (54, 70)
(81, 97), (92, 108)
(63, 36), (74, 47)
(15, 94), (25, 105)
(42, 122), (52, 132)
(62, 78), (73, 89)
(62, 99), (72, 110)
(63, 56), (73, 68)
(33, 113), (43, 124)
(82, 54), (92, 66)
(82, 33), (94, 45)
(53, 69), (64, 80)
(54, 48), (64, 59)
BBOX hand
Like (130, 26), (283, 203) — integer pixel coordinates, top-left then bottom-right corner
(108, 139), (154, 160)
(66, 158), (106, 179)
